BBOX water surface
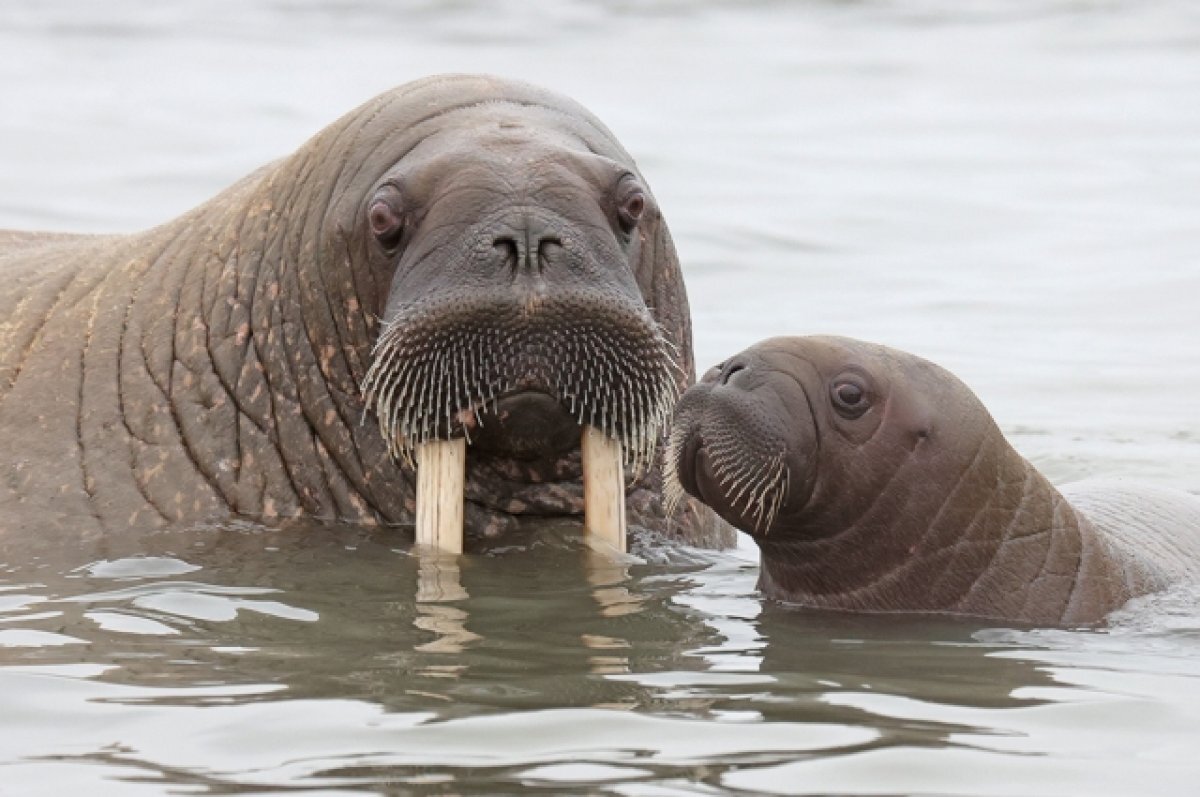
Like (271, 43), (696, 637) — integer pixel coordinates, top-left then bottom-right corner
(2, 1), (1199, 794)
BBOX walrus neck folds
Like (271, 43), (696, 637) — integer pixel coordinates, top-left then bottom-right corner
(756, 431), (1135, 625)
(97, 163), (404, 528)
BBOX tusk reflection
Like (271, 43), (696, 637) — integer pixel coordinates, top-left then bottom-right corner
(414, 554), (478, 659)
(583, 548), (643, 619)
(582, 547), (639, 679)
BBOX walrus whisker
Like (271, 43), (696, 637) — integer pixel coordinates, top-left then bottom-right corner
(436, 344), (449, 437)
(760, 460), (789, 534)
(707, 447), (741, 489)
(721, 463), (759, 510)
(761, 455), (784, 528)
(366, 300), (680, 480)
(662, 424), (687, 516)
(738, 471), (770, 525)
(693, 436), (789, 535)
(742, 465), (774, 522)
(424, 350), (447, 443)
(742, 474), (769, 530)
(754, 455), (787, 529)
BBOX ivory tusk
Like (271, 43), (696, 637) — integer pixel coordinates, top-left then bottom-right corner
(581, 426), (627, 553)
(415, 438), (466, 554)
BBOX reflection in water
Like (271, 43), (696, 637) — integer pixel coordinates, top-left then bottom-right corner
(583, 548), (636, 681)
(0, 517), (1199, 792)
(584, 548), (643, 619)
(414, 554), (477, 662)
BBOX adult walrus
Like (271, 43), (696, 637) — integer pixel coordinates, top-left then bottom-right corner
(0, 74), (727, 550)
(667, 335), (1200, 625)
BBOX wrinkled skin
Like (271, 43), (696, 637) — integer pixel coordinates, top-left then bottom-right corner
(0, 74), (730, 552)
(670, 335), (1200, 625)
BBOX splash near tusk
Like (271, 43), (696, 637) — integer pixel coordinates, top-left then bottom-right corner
(582, 426), (627, 553)
(415, 438), (466, 554)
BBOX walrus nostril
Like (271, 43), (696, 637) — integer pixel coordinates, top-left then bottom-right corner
(536, 236), (562, 272)
(493, 235), (521, 274)
(719, 361), (745, 385)
(492, 231), (562, 275)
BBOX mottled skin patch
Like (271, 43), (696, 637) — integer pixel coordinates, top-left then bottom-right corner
(670, 335), (1200, 626)
(0, 75), (731, 553)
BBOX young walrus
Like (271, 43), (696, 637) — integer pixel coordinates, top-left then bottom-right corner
(667, 335), (1200, 625)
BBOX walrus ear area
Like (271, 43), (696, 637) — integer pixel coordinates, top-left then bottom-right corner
(367, 184), (406, 251)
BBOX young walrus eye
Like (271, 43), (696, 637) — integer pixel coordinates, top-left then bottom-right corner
(367, 184), (405, 250)
(830, 373), (871, 419)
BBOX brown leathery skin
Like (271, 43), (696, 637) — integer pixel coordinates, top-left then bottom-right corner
(670, 335), (1200, 625)
(0, 74), (730, 551)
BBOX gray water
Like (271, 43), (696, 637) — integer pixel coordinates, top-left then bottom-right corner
(2, 1), (1199, 794)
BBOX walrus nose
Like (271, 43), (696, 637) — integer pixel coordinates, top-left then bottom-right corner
(492, 219), (563, 276)
(717, 360), (746, 386)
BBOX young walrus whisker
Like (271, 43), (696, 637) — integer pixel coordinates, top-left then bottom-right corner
(664, 424), (788, 536)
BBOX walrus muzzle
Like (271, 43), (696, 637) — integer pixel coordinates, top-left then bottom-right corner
(666, 352), (810, 535)
(365, 291), (678, 478)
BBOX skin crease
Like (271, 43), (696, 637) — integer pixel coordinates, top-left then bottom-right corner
(0, 74), (730, 555)
(670, 335), (1200, 626)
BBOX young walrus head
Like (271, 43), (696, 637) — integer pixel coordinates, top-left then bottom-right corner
(356, 95), (682, 484)
(667, 335), (985, 539)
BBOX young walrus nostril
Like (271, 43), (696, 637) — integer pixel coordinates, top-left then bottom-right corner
(718, 361), (745, 385)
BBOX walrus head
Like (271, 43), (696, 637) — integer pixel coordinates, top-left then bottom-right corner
(667, 336), (987, 540)
(334, 80), (681, 495)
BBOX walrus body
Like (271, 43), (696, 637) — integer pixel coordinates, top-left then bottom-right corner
(0, 74), (726, 549)
(668, 335), (1200, 625)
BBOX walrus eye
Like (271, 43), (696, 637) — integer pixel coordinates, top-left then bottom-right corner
(831, 376), (870, 419)
(617, 188), (646, 233)
(367, 185), (405, 250)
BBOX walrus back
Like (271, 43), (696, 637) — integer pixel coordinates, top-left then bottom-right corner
(1062, 479), (1200, 587)
(0, 172), (264, 537)
(0, 229), (94, 253)
(0, 230), (123, 385)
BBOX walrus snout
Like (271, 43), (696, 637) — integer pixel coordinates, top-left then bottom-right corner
(667, 365), (812, 536)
